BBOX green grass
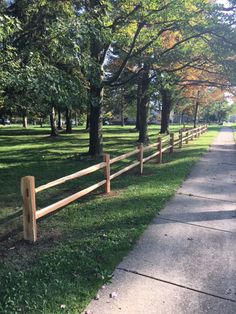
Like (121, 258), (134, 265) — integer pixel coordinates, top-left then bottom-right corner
(0, 124), (186, 222)
(0, 124), (219, 313)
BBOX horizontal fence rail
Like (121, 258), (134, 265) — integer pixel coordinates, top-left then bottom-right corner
(21, 125), (208, 242)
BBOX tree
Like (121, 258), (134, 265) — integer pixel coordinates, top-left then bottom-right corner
(81, 1), (209, 154)
(2, 0), (87, 134)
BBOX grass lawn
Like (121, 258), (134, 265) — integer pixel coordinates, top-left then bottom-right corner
(0, 124), (219, 313)
(0, 124), (187, 223)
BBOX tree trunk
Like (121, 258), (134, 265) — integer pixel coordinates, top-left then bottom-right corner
(121, 104), (125, 126)
(88, 85), (103, 156)
(193, 91), (200, 128)
(86, 110), (90, 131)
(57, 108), (62, 130)
(135, 75), (142, 130)
(160, 88), (172, 134)
(22, 114), (28, 128)
(87, 19), (104, 156)
(65, 107), (72, 133)
(50, 107), (58, 137)
(218, 112), (222, 124)
(138, 64), (150, 143)
(74, 111), (79, 127)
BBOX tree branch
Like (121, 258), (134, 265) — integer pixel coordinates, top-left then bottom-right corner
(105, 23), (144, 85)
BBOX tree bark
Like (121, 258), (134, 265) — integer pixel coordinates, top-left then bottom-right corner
(57, 108), (62, 130)
(65, 107), (72, 133)
(74, 111), (79, 127)
(135, 75), (142, 130)
(88, 85), (103, 156)
(87, 12), (104, 156)
(86, 110), (90, 131)
(121, 104), (125, 126)
(193, 91), (200, 128)
(138, 64), (150, 143)
(22, 114), (28, 128)
(50, 107), (58, 137)
(160, 88), (172, 134)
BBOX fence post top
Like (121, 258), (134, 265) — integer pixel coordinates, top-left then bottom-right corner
(21, 176), (35, 195)
(22, 175), (35, 180)
(103, 153), (110, 161)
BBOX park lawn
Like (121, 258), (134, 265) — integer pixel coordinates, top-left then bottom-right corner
(0, 125), (219, 314)
(0, 124), (185, 222)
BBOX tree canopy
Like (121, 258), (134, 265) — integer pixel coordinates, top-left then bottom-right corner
(0, 0), (235, 154)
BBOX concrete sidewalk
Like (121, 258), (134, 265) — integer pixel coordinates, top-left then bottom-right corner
(86, 127), (236, 314)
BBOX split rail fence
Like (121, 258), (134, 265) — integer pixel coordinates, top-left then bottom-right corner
(21, 124), (208, 242)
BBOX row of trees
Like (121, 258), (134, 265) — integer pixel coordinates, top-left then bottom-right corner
(0, 0), (235, 156)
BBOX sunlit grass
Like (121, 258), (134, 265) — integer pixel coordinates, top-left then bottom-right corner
(0, 124), (186, 220)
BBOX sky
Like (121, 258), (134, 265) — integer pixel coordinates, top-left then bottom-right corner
(216, 0), (230, 4)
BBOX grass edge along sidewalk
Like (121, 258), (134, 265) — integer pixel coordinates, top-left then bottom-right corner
(0, 126), (219, 314)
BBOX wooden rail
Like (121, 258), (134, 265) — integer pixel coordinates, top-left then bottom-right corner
(36, 180), (106, 220)
(35, 162), (106, 193)
(21, 125), (208, 242)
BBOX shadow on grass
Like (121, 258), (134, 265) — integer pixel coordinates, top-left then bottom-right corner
(0, 140), (211, 221)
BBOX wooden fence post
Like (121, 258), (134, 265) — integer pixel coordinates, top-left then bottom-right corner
(139, 144), (144, 174)
(186, 131), (189, 144)
(158, 137), (162, 163)
(179, 131), (183, 148)
(103, 154), (111, 194)
(170, 133), (174, 153)
(191, 129), (194, 140)
(21, 176), (37, 242)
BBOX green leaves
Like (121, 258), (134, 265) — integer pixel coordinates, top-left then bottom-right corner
(1, 0), (88, 117)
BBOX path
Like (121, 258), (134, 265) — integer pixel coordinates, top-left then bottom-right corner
(86, 127), (236, 314)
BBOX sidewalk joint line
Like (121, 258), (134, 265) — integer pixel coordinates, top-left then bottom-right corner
(177, 192), (236, 204)
(218, 162), (236, 166)
(157, 217), (236, 234)
(117, 268), (236, 304)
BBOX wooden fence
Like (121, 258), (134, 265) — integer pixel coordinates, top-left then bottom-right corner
(21, 125), (208, 242)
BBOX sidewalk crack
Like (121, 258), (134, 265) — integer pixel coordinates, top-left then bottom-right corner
(158, 217), (236, 234)
(177, 192), (236, 204)
(117, 267), (236, 303)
